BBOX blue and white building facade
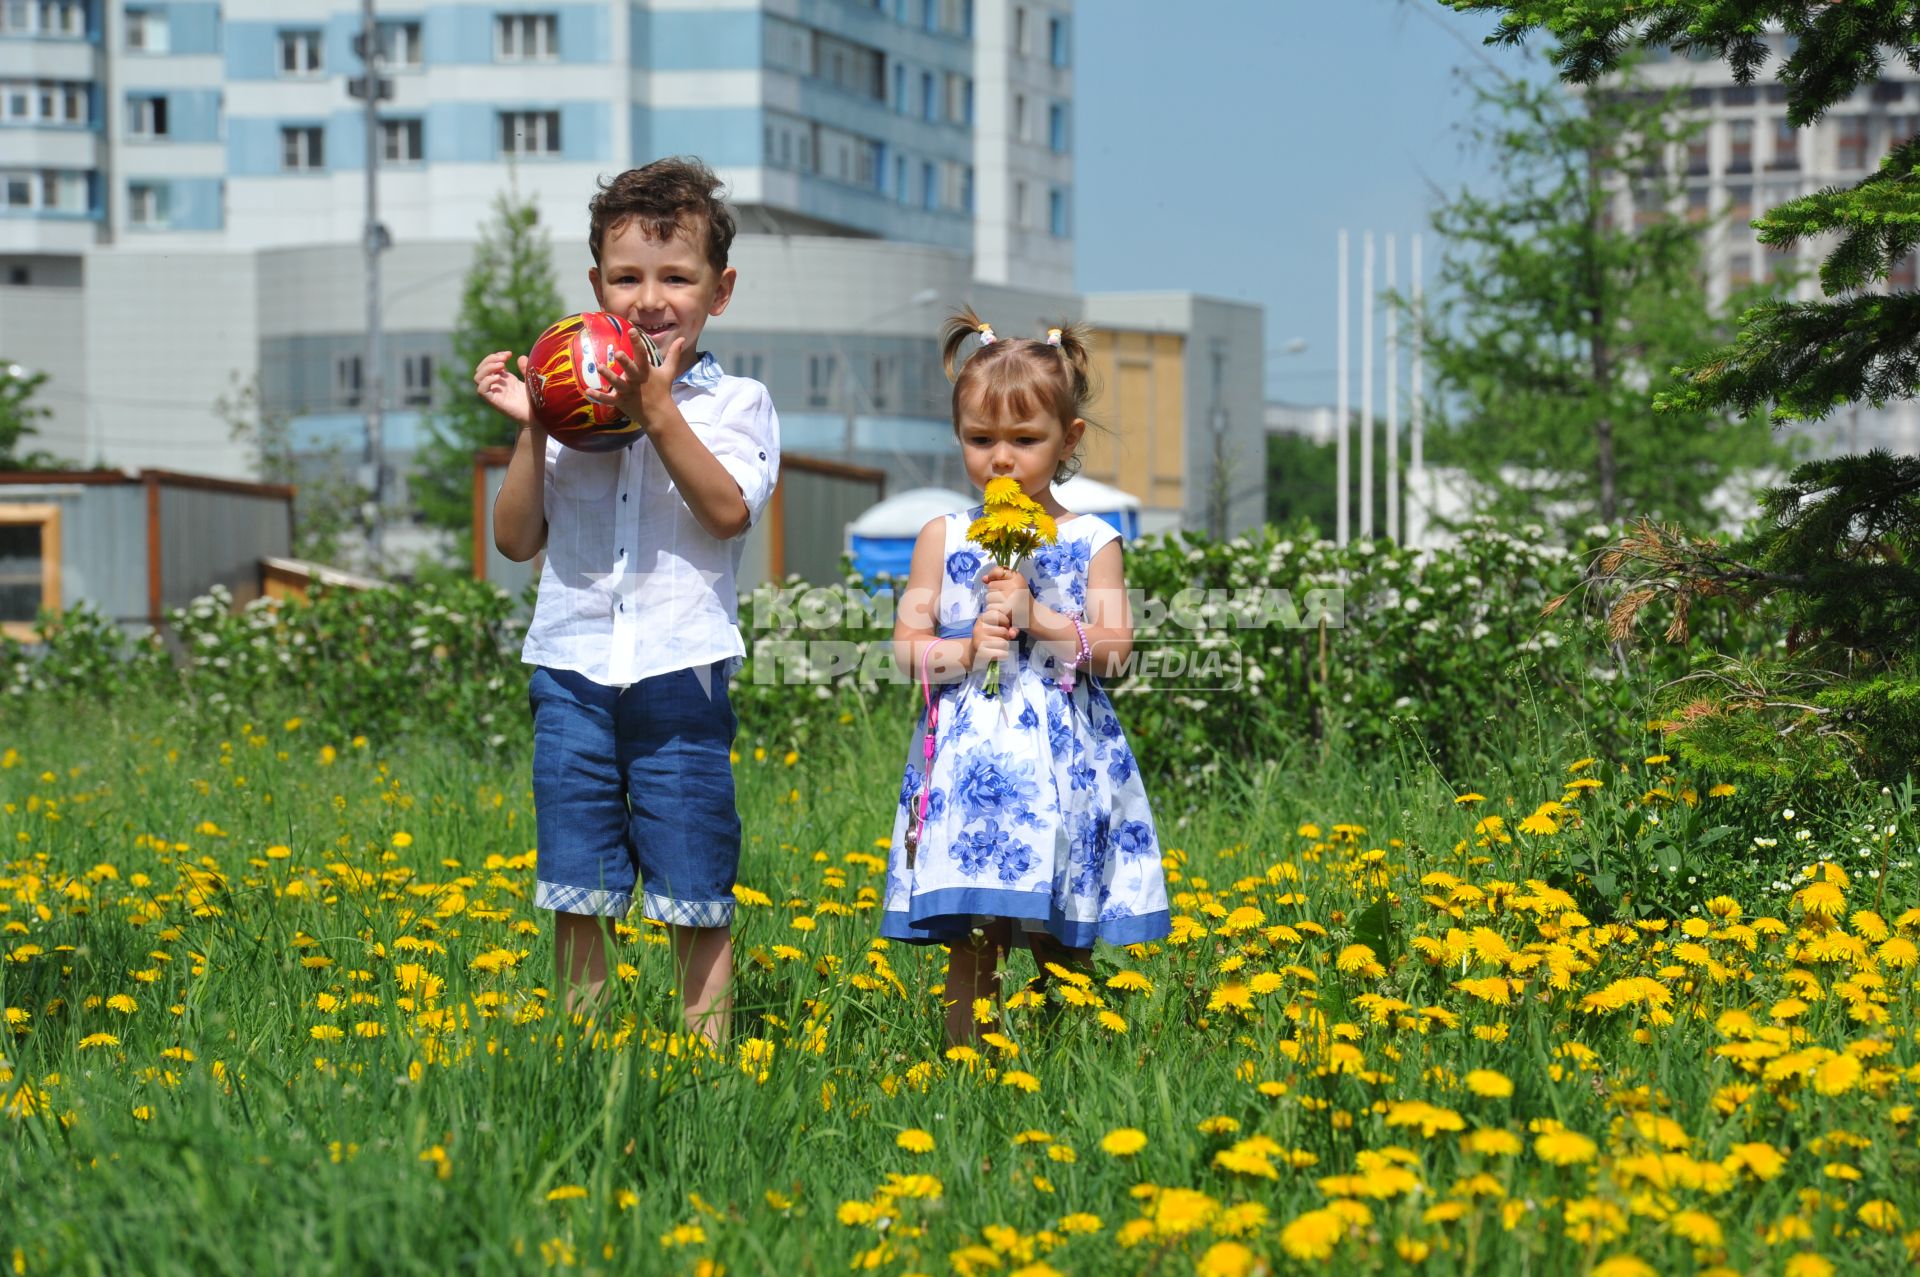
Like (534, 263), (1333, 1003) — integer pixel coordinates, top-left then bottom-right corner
(1, 0), (1085, 507)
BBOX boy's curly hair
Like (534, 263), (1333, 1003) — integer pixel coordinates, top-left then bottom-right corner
(588, 156), (737, 273)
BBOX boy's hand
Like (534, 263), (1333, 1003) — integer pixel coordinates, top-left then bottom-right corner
(971, 602), (1014, 671)
(588, 336), (683, 430)
(983, 566), (1032, 632)
(474, 351), (534, 426)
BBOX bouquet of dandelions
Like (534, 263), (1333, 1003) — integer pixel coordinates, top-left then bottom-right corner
(968, 477), (1057, 698)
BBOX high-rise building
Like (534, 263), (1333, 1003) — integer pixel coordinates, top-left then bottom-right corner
(1632, 35), (1920, 454)
(0, 1), (1080, 486)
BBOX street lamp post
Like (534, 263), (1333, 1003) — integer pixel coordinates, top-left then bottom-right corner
(349, 0), (393, 567)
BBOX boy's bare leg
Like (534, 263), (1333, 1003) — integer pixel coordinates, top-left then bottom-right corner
(673, 924), (733, 1046)
(555, 912), (611, 1016)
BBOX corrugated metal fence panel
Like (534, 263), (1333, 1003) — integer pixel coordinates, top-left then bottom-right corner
(479, 463), (540, 602)
(0, 485), (150, 627)
(157, 487), (291, 612)
(783, 468), (884, 585)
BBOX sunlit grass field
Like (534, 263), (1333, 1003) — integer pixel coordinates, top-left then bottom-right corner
(4, 700), (1919, 1276)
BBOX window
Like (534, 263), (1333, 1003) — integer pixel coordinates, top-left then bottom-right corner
(1631, 183), (1664, 228)
(806, 354), (836, 408)
(1873, 80), (1905, 105)
(1014, 178), (1027, 226)
(1722, 85), (1756, 107)
(1726, 183), (1752, 221)
(1838, 114), (1868, 169)
(728, 352), (765, 382)
(125, 7), (169, 53)
(894, 154), (907, 204)
(281, 126), (324, 171)
(278, 29), (323, 75)
(1014, 93), (1027, 141)
(922, 0), (936, 32)
(870, 355), (894, 411)
(1049, 15), (1068, 67)
(921, 71), (935, 122)
(893, 63), (905, 114)
(1684, 131), (1706, 175)
(1048, 102), (1067, 152)
(379, 20), (423, 68)
(1769, 117), (1799, 170)
(401, 353), (433, 405)
(921, 159), (935, 210)
(127, 181), (167, 226)
(961, 164), (973, 213)
(128, 94), (168, 139)
(0, 505), (59, 640)
(1048, 186), (1067, 236)
(496, 14), (558, 62)
(1, 79), (87, 125)
(499, 110), (561, 156)
(381, 118), (422, 163)
(1727, 118), (1753, 173)
(5, 175), (30, 207)
(1765, 240), (1796, 281)
(1013, 6), (1026, 55)
(1686, 184), (1709, 220)
(1892, 253), (1917, 290)
(335, 354), (363, 408)
(1727, 250), (1753, 288)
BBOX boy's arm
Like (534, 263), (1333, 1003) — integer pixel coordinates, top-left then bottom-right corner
(598, 342), (764, 541)
(477, 351), (548, 562)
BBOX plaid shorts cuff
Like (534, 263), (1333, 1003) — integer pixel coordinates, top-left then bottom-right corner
(535, 881), (633, 917)
(640, 892), (734, 929)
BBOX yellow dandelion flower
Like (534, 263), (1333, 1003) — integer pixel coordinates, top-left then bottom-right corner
(1001, 1069), (1040, 1093)
(78, 1032), (121, 1050)
(897, 1128), (935, 1154)
(1099, 1128), (1147, 1156)
(545, 1184), (588, 1202)
(1196, 1241), (1256, 1277)
(1056, 1213), (1101, 1234)
(1533, 1128), (1597, 1165)
(1783, 1256), (1834, 1277)
(1464, 1069), (1513, 1098)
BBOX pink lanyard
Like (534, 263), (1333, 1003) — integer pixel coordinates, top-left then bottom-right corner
(904, 640), (942, 864)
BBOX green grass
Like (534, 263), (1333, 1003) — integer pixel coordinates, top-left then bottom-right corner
(3, 699), (1918, 1276)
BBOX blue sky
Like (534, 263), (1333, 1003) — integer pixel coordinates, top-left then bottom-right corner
(1074, 0), (1527, 405)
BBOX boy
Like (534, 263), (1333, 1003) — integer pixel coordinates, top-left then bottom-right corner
(475, 156), (779, 1044)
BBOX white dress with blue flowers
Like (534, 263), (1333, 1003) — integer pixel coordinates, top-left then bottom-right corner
(880, 508), (1171, 950)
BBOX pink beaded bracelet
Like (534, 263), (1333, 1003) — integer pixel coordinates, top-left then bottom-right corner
(1058, 617), (1092, 694)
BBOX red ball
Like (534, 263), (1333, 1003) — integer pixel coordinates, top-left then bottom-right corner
(524, 312), (661, 452)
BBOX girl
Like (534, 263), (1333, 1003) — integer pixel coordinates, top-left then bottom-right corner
(884, 309), (1171, 1045)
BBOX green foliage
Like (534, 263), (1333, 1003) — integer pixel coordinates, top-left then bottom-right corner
(1448, 0), (1920, 789)
(0, 360), (67, 470)
(1264, 432), (1341, 538)
(410, 185), (567, 536)
(219, 375), (365, 565)
(1413, 64), (1788, 529)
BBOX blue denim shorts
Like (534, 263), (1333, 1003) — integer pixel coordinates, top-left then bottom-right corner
(528, 664), (740, 928)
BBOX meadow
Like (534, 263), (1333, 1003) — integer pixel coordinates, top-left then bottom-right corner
(5, 686), (1918, 1276)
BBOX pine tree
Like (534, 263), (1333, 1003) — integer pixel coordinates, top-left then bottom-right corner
(410, 185), (566, 535)
(1456, 0), (1920, 782)
(1415, 68), (1787, 532)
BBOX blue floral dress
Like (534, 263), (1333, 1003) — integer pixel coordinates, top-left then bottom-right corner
(880, 508), (1171, 950)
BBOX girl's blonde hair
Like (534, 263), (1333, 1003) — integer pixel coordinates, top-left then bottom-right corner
(940, 306), (1099, 479)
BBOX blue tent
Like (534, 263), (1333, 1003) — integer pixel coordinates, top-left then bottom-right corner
(846, 488), (975, 581)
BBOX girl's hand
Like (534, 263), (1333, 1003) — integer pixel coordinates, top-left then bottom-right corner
(588, 337), (684, 430)
(474, 351), (533, 426)
(971, 603), (1014, 671)
(983, 566), (1032, 632)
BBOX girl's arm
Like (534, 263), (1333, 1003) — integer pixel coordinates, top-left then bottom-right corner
(892, 519), (1003, 682)
(1022, 541), (1133, 678)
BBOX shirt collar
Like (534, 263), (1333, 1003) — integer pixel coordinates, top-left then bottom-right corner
(676, 351), (723, 390)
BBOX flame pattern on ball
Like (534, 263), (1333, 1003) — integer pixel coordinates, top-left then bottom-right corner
(525, 312), (662, 452)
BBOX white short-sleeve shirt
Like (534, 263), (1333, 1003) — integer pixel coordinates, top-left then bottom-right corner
(521, 353), (780, 687)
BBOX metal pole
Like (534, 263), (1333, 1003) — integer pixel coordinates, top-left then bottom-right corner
(1385, 232), (1399, 544)
(1410, 231), (1424, 548)
(1336, 230), (1349, 546)
(1359, 231), (1374, 540)
(361, 0), (385, 566)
